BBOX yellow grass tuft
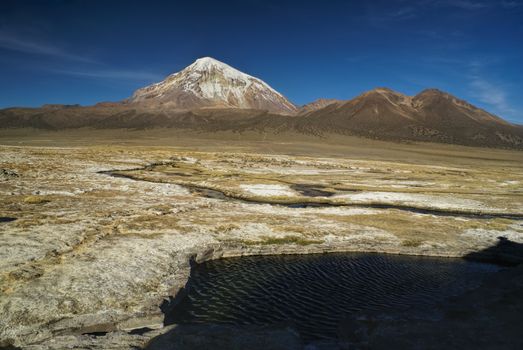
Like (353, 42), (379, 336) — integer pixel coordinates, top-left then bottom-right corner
(23, 195), (51, 204)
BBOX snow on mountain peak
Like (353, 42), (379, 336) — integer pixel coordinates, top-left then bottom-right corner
(190, 56), (231, 70)
(128, 57), (296, 114)
(186, 56), (256, 87)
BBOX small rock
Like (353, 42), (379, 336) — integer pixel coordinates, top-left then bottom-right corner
(0, 169), (19, 179)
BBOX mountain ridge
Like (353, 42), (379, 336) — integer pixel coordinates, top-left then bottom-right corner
(0, 57), (522, 149)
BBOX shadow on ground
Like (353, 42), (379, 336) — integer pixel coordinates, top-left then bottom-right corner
(464, 236), (523, 265)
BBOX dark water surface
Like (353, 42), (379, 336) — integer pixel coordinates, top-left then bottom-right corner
(0, 217), (16, 223)
(168, 252), (500, 341)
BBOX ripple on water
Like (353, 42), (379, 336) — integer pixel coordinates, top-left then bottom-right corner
(168, 253), (501, 341)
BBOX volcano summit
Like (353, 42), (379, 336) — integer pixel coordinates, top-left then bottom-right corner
(127, 57), (297, 114)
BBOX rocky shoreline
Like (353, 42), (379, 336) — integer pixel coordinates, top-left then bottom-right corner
(15, 243), (523, 350)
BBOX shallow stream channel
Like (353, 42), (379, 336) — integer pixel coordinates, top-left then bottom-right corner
(165, 252), (502, 342)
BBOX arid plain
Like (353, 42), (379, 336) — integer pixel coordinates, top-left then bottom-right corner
(1, 130), (522, 349)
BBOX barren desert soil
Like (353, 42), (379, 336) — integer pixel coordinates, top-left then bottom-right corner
(0, 130), (522, 348)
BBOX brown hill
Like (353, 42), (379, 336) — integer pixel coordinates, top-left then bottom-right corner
(289, 88), (523, 148)
(0, 105), (285, 130)
(1, 88), (522, 149)
(298, 99), (341, 115)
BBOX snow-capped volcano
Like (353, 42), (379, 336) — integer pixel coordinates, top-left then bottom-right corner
(127, 57), (297, 114)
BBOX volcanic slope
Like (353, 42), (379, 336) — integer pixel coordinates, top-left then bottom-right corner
(126, 57), (297, 114)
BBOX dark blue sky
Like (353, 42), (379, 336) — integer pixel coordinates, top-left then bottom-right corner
(1, 0), (522, 123)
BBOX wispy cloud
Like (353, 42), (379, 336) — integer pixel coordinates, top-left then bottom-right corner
(0, 32), (95, 63)
(0, 31), (163, 83)
(49, 68), (163, 82)
(470, 77), (514, 113)
(366, 6), (418, 24)
(365, 0), (513, 26)
(468, 62), (516, 117)
(375, 0), (522, 23)
(441, 1), (489, 10)
(386, 7), (418, 20)
(501, 0), (523, 8)
(427, 0), (522, 10)
(365, 0), (520, 27)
